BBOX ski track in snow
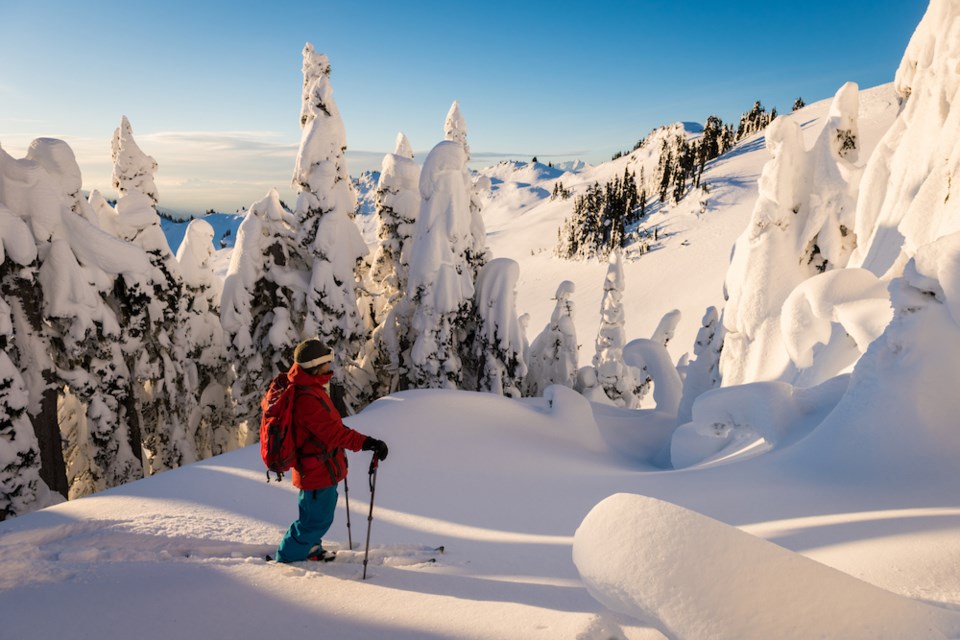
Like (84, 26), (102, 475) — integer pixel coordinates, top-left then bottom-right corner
(0, 513), (449, 592)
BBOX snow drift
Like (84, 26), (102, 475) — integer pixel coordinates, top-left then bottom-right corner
(573, 494), (960, 640)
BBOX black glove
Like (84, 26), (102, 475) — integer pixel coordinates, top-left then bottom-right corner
(362, 437), (389, 461)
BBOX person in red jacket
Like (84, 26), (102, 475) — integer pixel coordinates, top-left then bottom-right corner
(275, 338), (388, 563)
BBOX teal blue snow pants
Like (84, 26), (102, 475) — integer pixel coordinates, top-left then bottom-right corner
(275, 485), (338, 562)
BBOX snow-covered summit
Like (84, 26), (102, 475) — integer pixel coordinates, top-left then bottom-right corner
(479, 160), (566, 186)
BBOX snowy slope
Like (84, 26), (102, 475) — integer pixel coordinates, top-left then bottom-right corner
(3, 384), (960, 639)
(483, 86), (900, 371)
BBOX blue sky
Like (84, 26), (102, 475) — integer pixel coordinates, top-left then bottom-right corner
(0, 0), (927, 213)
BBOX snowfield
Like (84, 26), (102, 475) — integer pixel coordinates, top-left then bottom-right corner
(3, 382), (960, 639)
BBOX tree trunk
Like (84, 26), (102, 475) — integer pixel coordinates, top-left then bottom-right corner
(123, 385), (144, 475)
(33, 382), (68, 498)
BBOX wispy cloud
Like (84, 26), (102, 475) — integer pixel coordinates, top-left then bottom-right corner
(469, 149), (589, 160)
(141, 130), (297, 159)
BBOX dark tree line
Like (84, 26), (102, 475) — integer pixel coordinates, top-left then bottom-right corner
(556, 168), (644, 259)
(559, 99), (782, 260)
(735, 100), (777, 142)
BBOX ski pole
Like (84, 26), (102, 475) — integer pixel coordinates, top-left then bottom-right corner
(362, 455), (380, 580)
(343, 471), (353, 550)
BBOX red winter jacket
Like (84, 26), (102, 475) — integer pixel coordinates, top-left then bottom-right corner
(287, 364), (368, 491)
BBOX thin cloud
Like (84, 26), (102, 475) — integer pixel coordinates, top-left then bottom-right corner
(469, 150), (589, 160)
(142, 130), (298, 159)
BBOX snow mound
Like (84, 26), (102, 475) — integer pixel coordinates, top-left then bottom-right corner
(670, 376), (848, 468)
(780, 267), (892, 385)
(573, 493), (960, 640)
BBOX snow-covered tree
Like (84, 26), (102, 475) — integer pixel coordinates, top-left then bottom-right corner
(222, 189), (305, 442)
(676, 306), (723, 425)
(406, 140), (476, 389)
(557, 171), (641, 259)
(799, 82), (861, 273)
(177, 219), (235, 457)
(27, 139), (145, 497)
(0, 146), (68, 499)
(0, 350), (43, 521)
(0, 214), (44, 519)
(370, 133), (421, 319)
(650, 309), (682, 348)
(1, 138), (151, 502)
(292, 43), (369, 394)
(849, 1), (960, 282)
(525, 280), (579, 397)
(41, 235), (135, 498)
(444, 101), (489, 279)
(356, 133), (422, 400)
(592, 250), (642, 407)
(444, 100), (470, 158)
(472, 258), (527, 397)
(735, 100), (777, 142)
(721, 84), (863, 386)
(110, 117), (194, 473)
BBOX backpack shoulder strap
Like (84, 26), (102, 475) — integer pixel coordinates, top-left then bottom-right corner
(294, 384), (332, 413)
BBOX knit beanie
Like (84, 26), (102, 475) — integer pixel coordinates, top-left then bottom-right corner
(294, 338), (333, 370)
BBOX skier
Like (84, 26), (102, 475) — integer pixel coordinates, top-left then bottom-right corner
(274, 338), (389, 563)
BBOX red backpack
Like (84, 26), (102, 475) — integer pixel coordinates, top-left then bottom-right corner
(260, 373), (298, 482)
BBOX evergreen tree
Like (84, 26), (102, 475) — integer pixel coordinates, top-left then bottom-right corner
(793, 97), (806, 111)
(29, 139), (146, 496)
(525, 280), (579, 397)
(444, 100), (489, 279)
(736, 100), (777, 142)
(369, 133), (420, 322)
(0, 211), (44, 520)
(556, 171), (640, 260)
(0, 336), (42, 520)
(0, 148), (68, 499)
(551, 181), (572, 201)
(405, 140), (476, 389)
(357, 133), (421, 400)
(676, 306), (723, 425)
(42, 236), (137, 498)
(701, 116), (724, 162)
(592, 250), (641, 407)
(472, 258), (527, 397)
(658, 144), (673, 203)
(110, 116), (194, 474)
(176, 219), (236, 457)
(721, 84), (863, 386)
(221, 189), (304, 442)
(292, 43), (369, 405)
